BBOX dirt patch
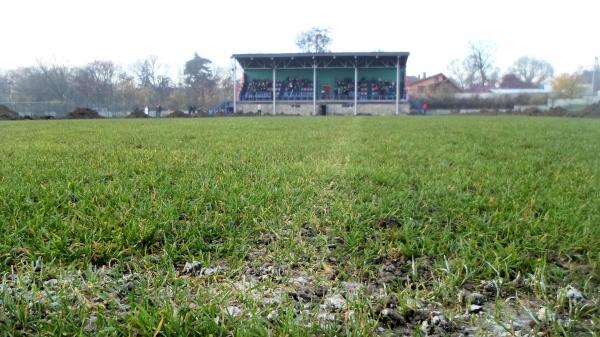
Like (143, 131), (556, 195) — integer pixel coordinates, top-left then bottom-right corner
(166, 110), (191, 118)
(372, 299), (466, 336)
(127, 108), (148, 118)
(3, 256), (597, 336)
(288, 284), (329, 302)
(0, 105), (20, 120)
(67, 107), (102, 119)
(370, 255), (435, 287)
(376, 216), (401, 228)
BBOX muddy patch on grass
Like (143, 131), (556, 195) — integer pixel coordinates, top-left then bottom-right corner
(375, 216), (401, 229)
(371, 255), (435, 287)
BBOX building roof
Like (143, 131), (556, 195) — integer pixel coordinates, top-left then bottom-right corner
(232, 52), (409, 59)
(232, 52), (410, 69)
(406, 73), (462, 94)
(406, 73), (447, 87)
(405, 75), (419, 84)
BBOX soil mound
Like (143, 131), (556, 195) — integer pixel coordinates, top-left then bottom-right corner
(582, 103), (600, 117)
(127, 108), (148, 118)
(0, 105), (20, 120)
(522, 107), (541, 115)
(166, 110), (190, 118)
(546, 106), (567, 116)
(67, 107), (101, 119)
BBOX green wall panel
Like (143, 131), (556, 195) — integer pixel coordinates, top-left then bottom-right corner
(244, 69), (272, 80)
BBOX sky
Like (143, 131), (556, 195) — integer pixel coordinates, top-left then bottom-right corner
(1, 0), (599, 79)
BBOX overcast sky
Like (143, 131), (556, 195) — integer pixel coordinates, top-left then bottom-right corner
(1, 0), (598, 79)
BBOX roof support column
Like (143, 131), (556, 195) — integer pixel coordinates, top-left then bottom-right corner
(395, 56), (400, 115)
(313, 63), (317, 116)
(354, 65), (358, 116)
(272, 67), (276, 115)
(232, 61), (237, 114)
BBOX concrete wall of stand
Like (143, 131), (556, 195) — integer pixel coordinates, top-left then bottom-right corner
(237, 103), (409, 116)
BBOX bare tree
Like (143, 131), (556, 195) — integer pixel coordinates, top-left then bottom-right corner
(114, 72), (140, 109)
(296, 27), (332, 53)
(36, 61), (73, 102)
(447, 41), (498, 91)
(447, 58), (471, 90)
(131, 55), (176, 108)
(215, 67), (233, 102)
(510, 56), (554, 87)
(133, 55), (160, 88)
(10, 67), (60, 102)
(464, 41), (497, 90)
(74, 61), (118, 108)
(155, 75), (174, 106)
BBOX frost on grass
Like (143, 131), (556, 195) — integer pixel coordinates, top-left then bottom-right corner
(1, 255), (597, 336)
(182, 261), (202, 275)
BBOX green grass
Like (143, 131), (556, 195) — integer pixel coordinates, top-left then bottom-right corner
(0, 116), (599, 336)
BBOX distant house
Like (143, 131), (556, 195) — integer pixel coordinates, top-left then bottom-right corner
(406, 73), (461, 97)
(405, 75), (419, 85)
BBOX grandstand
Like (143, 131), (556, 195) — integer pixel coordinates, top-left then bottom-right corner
(231, 52), (409, 115)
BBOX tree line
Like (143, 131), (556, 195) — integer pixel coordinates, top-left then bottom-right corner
(447, 41), (592, 99)
(0, 53), (232, 113)
(447, 41), (554, 92)
(293, 30), (589, 99)
(0, 29), (593, 114)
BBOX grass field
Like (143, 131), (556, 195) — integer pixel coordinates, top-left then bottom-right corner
(0, 116), (599, 336)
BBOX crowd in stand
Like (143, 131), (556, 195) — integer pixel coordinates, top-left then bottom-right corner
(369, 80), (397, 100)
(333, 78), (396, 100)
(242, 77), (313, 101)
(334, 79), (354, 99)
(281, 77), (313, 100)
(243, 79), (274, 100)
(241, 77), (397, 101)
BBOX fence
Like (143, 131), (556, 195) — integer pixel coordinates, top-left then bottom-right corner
(0, 101), (131, 118)
(549, 96), (600, 108)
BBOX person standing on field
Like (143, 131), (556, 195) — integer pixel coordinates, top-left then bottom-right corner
(421, 101), (429, 114)
(144, 106), (149, 115)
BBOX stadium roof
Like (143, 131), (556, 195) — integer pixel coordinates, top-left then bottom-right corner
(232, 52), (409, 69)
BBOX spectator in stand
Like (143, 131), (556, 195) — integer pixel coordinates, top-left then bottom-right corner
(280, 77), (312, 100)
(243, 79), (276, 100)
